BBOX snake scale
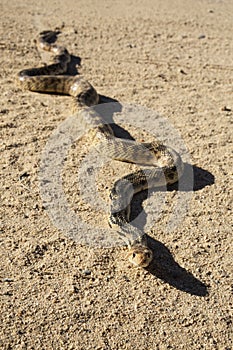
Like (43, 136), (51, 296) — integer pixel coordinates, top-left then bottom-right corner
(17, 31), (184, 268)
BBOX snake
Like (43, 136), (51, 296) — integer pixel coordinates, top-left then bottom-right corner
(17, 31), (184, 268)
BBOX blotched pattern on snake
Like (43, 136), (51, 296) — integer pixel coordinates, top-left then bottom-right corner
(17, 31), (184, 267)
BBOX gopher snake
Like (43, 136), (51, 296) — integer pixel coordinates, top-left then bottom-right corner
(17, 31), (184, 268)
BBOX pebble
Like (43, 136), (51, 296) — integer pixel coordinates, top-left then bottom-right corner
(180, 69), (187, 75)
(0, 109), (9, 114)
(2, 278), (14, 282)
(222, 106), (231, 112)
(126, 43), (136, 48)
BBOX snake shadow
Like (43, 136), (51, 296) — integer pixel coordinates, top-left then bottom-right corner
(98, 95), (134, 140)
(145, 236), (208, 296)
(130, 163), (215, 227)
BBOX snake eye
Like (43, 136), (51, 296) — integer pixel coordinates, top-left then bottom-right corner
(132, 252), (136, 258)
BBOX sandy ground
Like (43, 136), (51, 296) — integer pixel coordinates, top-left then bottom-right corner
(0, 0), (232, 349)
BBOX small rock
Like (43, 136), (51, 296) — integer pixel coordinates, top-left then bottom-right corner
(19, 171), (30, 180)
(126, 43), (136, 48)
(73, 286), (79, 293)
(198, 34), (206, 39)
(180, 69), (187, 75)
(2, 278), (13, 282)
(0, 109), (9, 114)
(222, 106), (231, 112)
(82, 269), (91, 276)
(158, 73), (167, 81)
(4, 291), (13, 296)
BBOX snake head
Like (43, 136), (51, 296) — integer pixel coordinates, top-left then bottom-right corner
(127, 245), (153, 268)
